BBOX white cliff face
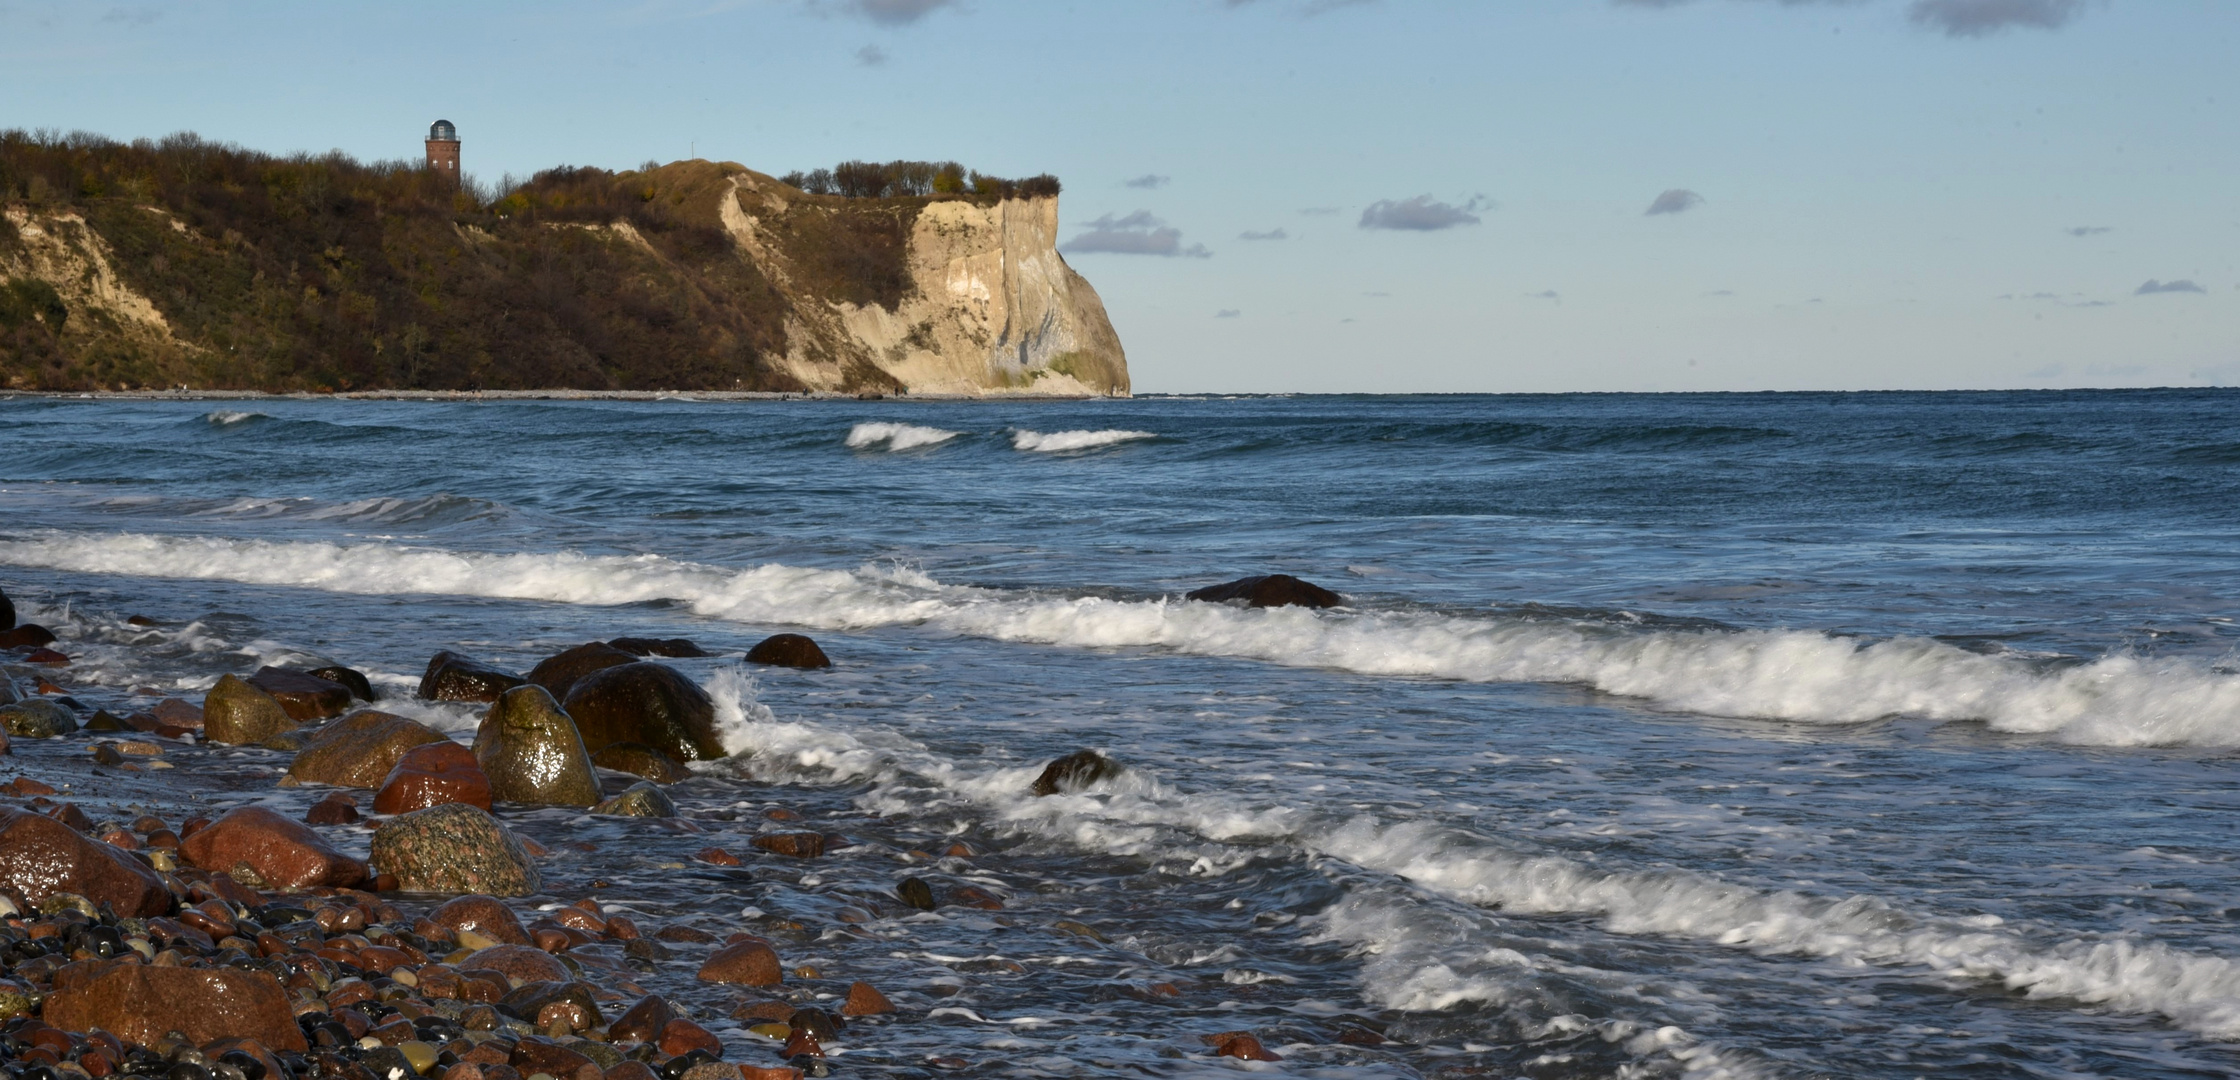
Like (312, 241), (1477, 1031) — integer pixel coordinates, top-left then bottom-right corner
(724, 176), (1129, 397)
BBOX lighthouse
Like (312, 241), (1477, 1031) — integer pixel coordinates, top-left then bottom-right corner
(425, 120), (460, 184)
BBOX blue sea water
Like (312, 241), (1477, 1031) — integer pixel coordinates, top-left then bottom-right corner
(5, 389), (2240, 1078)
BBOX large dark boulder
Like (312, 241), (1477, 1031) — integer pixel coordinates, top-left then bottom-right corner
(473, 685), (601, 807)
(561, 662), (725, 762)
(247, 666), (356, 720)
(1185, 574), (1342, 609)
(419, 651), (526, 703)
(1032, 750), (1122, 796)
(608, 637), (713, 658)
(746, 633), (831, 669)
(526, 642), (640, 700)
(305, 665), (377, 702)
(591, 741), (692, 784)
(0, 587), (12, 631)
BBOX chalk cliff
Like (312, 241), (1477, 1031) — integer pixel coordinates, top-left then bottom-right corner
(0, 143), (1127, 395)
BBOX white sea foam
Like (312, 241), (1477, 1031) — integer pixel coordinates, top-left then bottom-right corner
(203, 410), (270, 427)
(694, 678), (2240, 1050)
(1009, 429), (1155, 453)
(845, 422), (962, 451)
(7, 531), (2240, 748)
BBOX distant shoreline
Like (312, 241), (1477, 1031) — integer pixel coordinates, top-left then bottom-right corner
(0, 389), (1112, 403)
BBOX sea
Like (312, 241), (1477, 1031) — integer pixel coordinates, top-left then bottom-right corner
(4, 389), (2240, 1080)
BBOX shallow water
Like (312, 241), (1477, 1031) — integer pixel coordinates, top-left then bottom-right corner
(5, 390), (2240, 1078)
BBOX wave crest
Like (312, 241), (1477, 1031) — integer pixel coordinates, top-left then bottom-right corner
(7, 531), (2240, 748)
(845, 422), (961, 451)
(1010, 429), (1156, 453)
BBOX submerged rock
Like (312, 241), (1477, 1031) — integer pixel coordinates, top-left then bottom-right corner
(203, 673), (298, 746)
(0, 698), (77, 738)
(370, 802), (541, 896)
(44, 964), (307, 1051)
(527, 642), (640, 700)
(374, 740), (493, 814)
(608, 637), (713, 658)
(181, 805), (369, 888)
(0, 624), (55, 650)
(247, 666), (356, 720)
(473, 685), (601, 807)
(305, 664), (378, 701)
(465, 943), (570, 984)
(419, 650), (526, 703)
(303, 791), (360, 825)
(287, 710), (450, 788)
(1185, 573), (1342, 609)
(429, 893), (534, 945)
(744, 633), (831, 670)
(561, 662), (725, 762)
(1031, 749), (1122, 796)
(698, 938), (783, 986)
(592, 781), (677, 818)
(0, 806), (171, 916)
(591, 741), (693, 784)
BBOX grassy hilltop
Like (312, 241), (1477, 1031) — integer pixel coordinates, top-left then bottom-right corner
(0, 130), (1083, 394)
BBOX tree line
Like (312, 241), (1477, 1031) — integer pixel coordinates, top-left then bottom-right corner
(777, 160), (1060, 201)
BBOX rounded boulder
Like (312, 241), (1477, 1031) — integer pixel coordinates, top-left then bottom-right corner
(373, 741), (493, 814)
(744, 634), (831, 670)
(561, 662), (725, 762)
(203, 673), (298, 746)
(526, 642), (640, 701)
(287, 710), (450, 788)
(473, 685), (601, 807)
(181, 805), (369, 889)
(370, 801), (541, 896)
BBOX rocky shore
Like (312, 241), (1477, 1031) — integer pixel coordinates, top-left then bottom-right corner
(0, 579), (1361, 1080)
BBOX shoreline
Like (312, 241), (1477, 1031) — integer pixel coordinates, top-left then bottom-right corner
(0, 390), (1122, 403)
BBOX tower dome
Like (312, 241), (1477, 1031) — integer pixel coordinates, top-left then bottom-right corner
(429, 120), (457, 142)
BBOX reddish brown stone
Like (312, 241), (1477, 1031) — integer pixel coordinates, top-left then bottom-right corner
(45, 963), (307, 1051)
(737, 1069), (802, 1080)
(750, 833), (825, 859)
(289, 711), (450, 788)
(151, 698), (204, 729)
(430, 894), (533, 946)
(509, 1037), (596, 1080)
(304, 792), (360, 826)
(693, 847), (740, 866)
(658, 1018), (722, 1058)
(654, 924), (718, 944)
(840, 981), (894, 1017)
(949, 885), (1005, 910)
(779, 1028), (822, 1059)
(464, 943), (569, 984)
(608, 994), (677, 1043)
(247, 667), (355, 721)
(0, 807), (170, 916)
(181, 805), (368, 889)
(19, 648), (67, 666)
(1206, 1033), (1281, 1061)
(1186, 574), (1341, 609)
(0, 624), (56, 649)
(697, 938), (782, 986)
(730, 1001), (796, 1023)
(605, 1063), (660, 1080)
(374, 741), (493, 814)
(4, 776), (53, 796)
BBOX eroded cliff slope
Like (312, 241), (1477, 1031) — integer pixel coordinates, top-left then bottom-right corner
(0, 138), (1127, 395)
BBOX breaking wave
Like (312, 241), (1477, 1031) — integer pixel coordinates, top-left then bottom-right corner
(845, 422), (962, 451)
(697, 675), (2240, 1047)
(5, 531), (2240, 748)
(203, 410), (270, 427)
(1009, 428), (1156, 453)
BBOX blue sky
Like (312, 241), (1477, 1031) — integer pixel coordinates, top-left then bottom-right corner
(4, 0), (2233, 392)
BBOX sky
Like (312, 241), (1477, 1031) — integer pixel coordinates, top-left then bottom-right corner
(2, 0), (2234, 393)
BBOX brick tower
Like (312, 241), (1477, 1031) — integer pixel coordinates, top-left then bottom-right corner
(425, 120), (460, 184)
